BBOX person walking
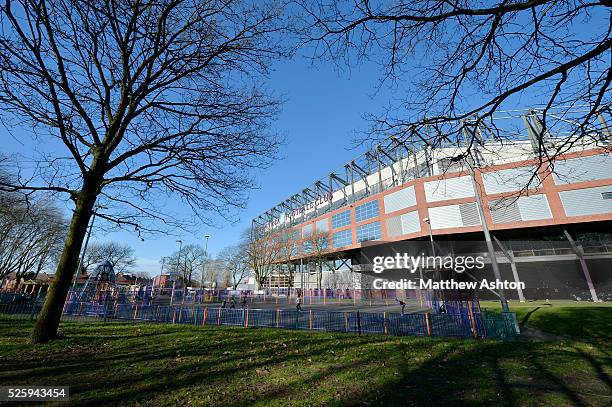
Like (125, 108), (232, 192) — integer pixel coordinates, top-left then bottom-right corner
(395, 298), (406, 315)
(296, 295), (303, 312)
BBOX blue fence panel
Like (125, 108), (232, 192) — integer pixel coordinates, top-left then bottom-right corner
(387, 313), (428, 336)
(357, 312), (385, 335)
(219, 308), (245, 326)
(0, 300), (519, 340)
(247, 309), (276, 328)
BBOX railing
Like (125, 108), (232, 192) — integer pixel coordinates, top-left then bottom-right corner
(0, 302), (518, 340)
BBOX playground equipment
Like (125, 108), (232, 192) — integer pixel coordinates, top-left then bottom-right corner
(78, 260), (116, 301)
(63, 261), (117, 316)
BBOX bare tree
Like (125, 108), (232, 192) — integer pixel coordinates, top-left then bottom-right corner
(304, 230), (329, 290)
(201, 259), (221, 289)
(83, 242), (136, 274)
(277, 226), (298, 290)
(163, 244), (208, 286)
(0, 0), (286, 341)
(297, 0), (611, 163)
(246, 227), (280, 289)
(218, 244), (249, 290)
(0, 193), (66, 286)
(132, 271), (152, 280)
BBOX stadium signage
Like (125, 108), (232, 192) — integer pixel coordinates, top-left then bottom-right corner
(287, 192), (333, 221)
(263, 192), (333, 231)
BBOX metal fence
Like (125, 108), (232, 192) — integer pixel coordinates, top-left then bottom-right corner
(0, 301), (518, 340)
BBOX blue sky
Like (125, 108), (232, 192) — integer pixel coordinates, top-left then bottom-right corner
(2, 7), (607, 276)
(0, 42), (393, 276)
(86, 56), (393, 275)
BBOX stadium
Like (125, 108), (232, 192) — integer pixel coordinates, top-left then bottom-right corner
(252, 107), (612, 303)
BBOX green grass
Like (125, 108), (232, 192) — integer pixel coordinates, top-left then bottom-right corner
(1, 315), (611, 406)
(480, 300), (612, 342)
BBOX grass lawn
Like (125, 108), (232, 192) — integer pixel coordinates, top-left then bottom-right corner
(480, 300), (612, 342)
(1, 307), (611, 406)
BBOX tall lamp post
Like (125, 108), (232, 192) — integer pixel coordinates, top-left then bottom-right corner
(71, 204), (108, 293)
(175, 239), (183, 278)
(171, 240), (182, 306)
(201, 235), (210, 299)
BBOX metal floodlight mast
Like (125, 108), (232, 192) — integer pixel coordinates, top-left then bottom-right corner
(461, 122), (510, 313)
(201, 234), (210, 289)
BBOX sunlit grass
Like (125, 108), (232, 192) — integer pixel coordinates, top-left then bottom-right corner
(1, 313), (610, 406)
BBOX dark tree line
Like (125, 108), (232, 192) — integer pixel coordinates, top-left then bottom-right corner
(0, 188), (67, 286)
(82, 241), (136, 274)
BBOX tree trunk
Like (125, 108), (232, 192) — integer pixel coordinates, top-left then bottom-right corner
(31, 188), (97, 343)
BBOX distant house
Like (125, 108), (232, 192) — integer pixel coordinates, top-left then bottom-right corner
(153, 273), (173, 289)
(1, 271), (57, 295)
(115, 272), (137, 286)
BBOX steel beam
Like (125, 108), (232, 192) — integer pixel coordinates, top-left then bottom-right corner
(564, 230), (600, 302)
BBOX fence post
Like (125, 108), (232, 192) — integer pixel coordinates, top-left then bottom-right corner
(425, 313), (431, 337)
(468, 302), (478, 338)
(276, 308), (280, 328)
(203, 307), (208, 326)
(344, 312), (348, 333)
(383, 311), (388, 335)
(133, 304), (138, 320)
(357, 311), (361, 335)
(309, 310), (312, 333)
(245, 307), (249, 328)
(217, 307), (221, 325)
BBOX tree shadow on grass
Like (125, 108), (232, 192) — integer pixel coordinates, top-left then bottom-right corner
(519, 306), (541, 328)
(516, 306), (611, 343)
(73, 333), (391, 406)
(357, 340), (611, 406)
(66, 337), (612, 406)
(3, 323), (392, 405)
(3, 321), (611, 406)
